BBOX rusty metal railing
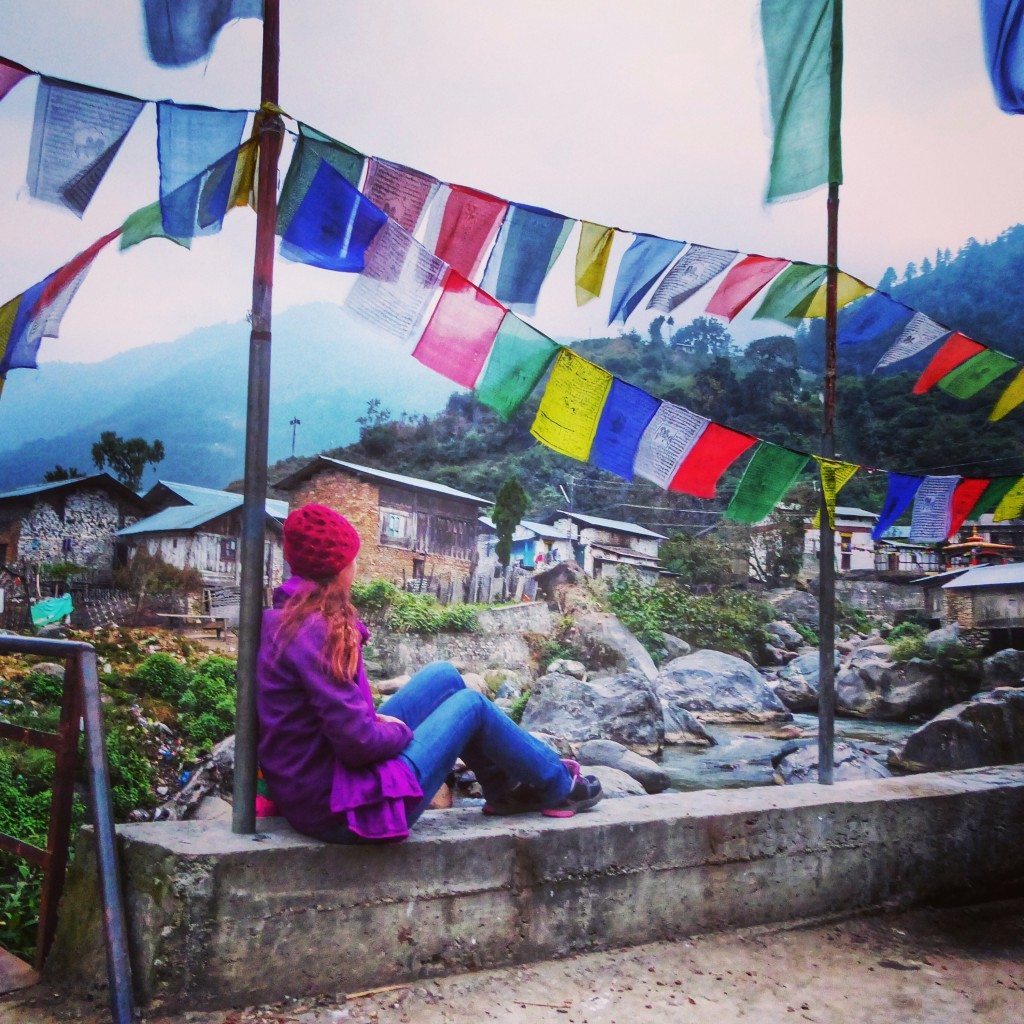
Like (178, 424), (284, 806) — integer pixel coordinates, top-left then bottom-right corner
(0, 636), (133, 1024)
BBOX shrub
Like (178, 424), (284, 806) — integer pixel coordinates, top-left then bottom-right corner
(508, 691), (530, 725)
(0, 859), (41, 960)
(104, 720), (157, 817)
(22, 670), (64, 703)
(351, 579), (400, 613)
(134, 652), (191, 701)
(112, 549), (203, 596)
(179, 661), (236, 749)
(890, 635), (927, 663)
(887, 621), (927, 644)
(353, 578), (479, 635)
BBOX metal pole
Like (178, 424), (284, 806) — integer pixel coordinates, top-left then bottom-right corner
(233, 0), (282, 834)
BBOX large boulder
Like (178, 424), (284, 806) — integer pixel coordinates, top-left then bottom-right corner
(546, 659), (586, 679)
(580, 764), (646, 798)
(771, 651), (839, 712)
(981, 649), (1024, 691)
(572, 612), (658, 681)
(576, 738), (670, 794)
(923, 623), (962, 654)
(654, 650), (791, 724)
(765, 620), (804, 652)
(768, 589), (819, 630)
(889, 687), (1024, 772)
(661, 701), (717, 747)
(661, 634), (692, 660)
(773, 742), (892, 785)
(520, 670), (664, 756)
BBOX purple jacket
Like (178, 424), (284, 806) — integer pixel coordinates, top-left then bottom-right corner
(256, 577), (422, 840)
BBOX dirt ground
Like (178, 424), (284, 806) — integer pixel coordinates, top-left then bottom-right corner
(4, 899), (1022, 1024)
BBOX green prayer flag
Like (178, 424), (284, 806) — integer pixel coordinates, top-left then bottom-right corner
(474, 314), (559, 420)
(752, 263), (826, 321)
(937, 349), (1017, 399)
(725, 443), (809, 525)
(120, 201), (191, 251)
(761, 0), (843, 202)
(278, 124), (365, 237)
(969, 476), (1019, 517)
(30, 592), (74, 628)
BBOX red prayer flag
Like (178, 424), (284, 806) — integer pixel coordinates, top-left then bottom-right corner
(669, 422), (757, 498)
(948, 478), (992, 538)
(39, 229), (121, 308)
(705, 255), (789, 320)
(434, 185), (508, 280)
(0, 57), (31, 104)
(913, 332), (985, 395)
(412, 269), (506, 388)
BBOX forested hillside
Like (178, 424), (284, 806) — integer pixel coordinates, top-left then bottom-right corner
(265, 227), (1024, 530)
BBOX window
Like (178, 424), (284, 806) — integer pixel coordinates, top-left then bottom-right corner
(839, 533), (852, 553)
(384, 513), (405, 538)
(220, 538), (238, 562)
(62, 538), (74, 555)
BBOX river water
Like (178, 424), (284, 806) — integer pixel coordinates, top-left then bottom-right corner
(660, 714), (919, 792)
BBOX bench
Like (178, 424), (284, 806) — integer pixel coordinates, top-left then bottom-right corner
(155, 613), (229, 639)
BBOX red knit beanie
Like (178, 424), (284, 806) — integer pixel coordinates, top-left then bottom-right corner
(283, 503), (361, 580)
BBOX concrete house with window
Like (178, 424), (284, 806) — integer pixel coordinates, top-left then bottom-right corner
(477, 516), (573, 572)
(545, 510), (666, 582)
(803, 507), (879, 574)
(274, 457), (490, 584)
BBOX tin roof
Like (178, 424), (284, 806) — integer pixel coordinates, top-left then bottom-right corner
(0, 472), (147, 508)
(118, 494), (283, 537)
(942, 562), (1024, 589)
(146, 480), (288, 520)
(479, 516), (566, 541)
(552, 510), (667, 541)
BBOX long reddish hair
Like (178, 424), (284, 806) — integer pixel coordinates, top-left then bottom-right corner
(274, 571), (361, 682)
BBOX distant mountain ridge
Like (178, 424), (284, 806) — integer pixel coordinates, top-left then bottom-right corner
(0, 303), (456, 491)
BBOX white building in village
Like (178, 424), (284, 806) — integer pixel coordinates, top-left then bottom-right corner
(546, 511), (666, 583)
(803, 506), (878, 574)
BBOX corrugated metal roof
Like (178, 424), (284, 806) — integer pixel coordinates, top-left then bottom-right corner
(0, 473), (145, 505)
(151, 480), (288, 520)
(911, 568), (969, 586)
(479, 516), (566, 541)
(118, 495), (283, 536)
(554, 510), (667, 541)
(942, 562), (1024, 589)
(277, 457), (490, 505)
(834, 506), (878, 519)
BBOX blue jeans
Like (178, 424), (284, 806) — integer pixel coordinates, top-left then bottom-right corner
(313, 662), (571, 843)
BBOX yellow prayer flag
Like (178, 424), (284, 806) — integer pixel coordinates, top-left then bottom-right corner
(800, 273), (873, 318)
(530, 348), (612, 461)
(0, 295), (21, 366)
(812, 457), (859, 528)
(993, 477), (1024, 522)
(989, 367), (1024, 422)
(230, 139), (258, 210)
(575, 222), (615, 306)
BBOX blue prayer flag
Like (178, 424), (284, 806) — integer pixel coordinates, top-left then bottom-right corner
(608, 234), (686, 324)
(157, 101), (247, 238)
(142, 0), (263, 68)
(837, 291), (912, 347)
(280, 160), (387, 272)
(591, 379), (661, 481)
(481, 203), (572, 315)
(981, 0), (1024, 113)
(871, 473), (924, 541)
(0, 279), (46, 374)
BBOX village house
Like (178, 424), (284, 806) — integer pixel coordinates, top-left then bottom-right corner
(0, 473), (147, 577)
(936, 562), (1024, 646)
(116, 481), (288, 589)
(543, 510), (666, 582)
(803, 506), (878, 573)
(476, 516), (572, 572)
(274, 457), (490, 589)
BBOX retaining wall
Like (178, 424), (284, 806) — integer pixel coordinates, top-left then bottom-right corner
(48, 766), (1024, 1011)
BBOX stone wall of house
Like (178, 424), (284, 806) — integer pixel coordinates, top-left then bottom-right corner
(286, 472), (474, 585)
(15, 490), (138, 571)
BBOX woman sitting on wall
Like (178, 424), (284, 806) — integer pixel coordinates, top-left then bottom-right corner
(256, 504), (602, 843)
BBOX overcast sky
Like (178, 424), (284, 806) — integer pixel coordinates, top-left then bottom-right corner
(0, 0), (1020, 365)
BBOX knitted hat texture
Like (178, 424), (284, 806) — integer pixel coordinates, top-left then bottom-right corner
(283, 503), (361, 579)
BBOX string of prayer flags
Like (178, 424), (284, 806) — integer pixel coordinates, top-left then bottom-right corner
(913, 333), (985, 395)
(482, 203), (573, 315)
(909, 475), (960, 543)
(120, 202), (192, 250)
(936, 349), (1017, 399)
(343, 220), (446, 344)
(725, 443), (809, 525)
(993, 477), (1024, 522)
(575, 223), (616, 306)
(423, 184), (507, 281)
(0, 56), (30, 103)
(813, 457), (859, 528)
(633, 402), (710, 490)
(837, 291), (912, 347)
(706, 255), (789, 320)
(28, 79), (144, 216)
(870, 473), (923, 541)
(530, 349), (612, 461)
(412, 270), (505, 388)
(590, 379), (660, 481)
(948, 479), (993, 538)
(670, 423), (756, 499)
(989, 368), (1024, 421)
(752, 263), (827, 321)
(874, 312), (949, 372)
(157, 101), (247, 237)
(971, 476), (1020, 517)
(646, 245), (736, 314)
(474, 314), (558, 420)
(277, 124), (365, 237)
(363, 158), (438, 235)
(980, 0), (1024, 113)
(280, 160), (385, 271)
(760, 0), (843, 202)
(142, 0), (263, 68)
(608, 234), (686, 324)
(791, 272), (872, 318)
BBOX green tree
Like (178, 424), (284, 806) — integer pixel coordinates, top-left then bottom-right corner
(659, 531), (733, 585)
(492, 476), (529, 569)
(669, 316), (733, 362)
(42, 465), (84, 482)
(877, 266), (898, 290)
(90, 432), (164, 491)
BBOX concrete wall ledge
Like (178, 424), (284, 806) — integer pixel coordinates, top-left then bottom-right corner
(49, 766), (1024, 1011)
